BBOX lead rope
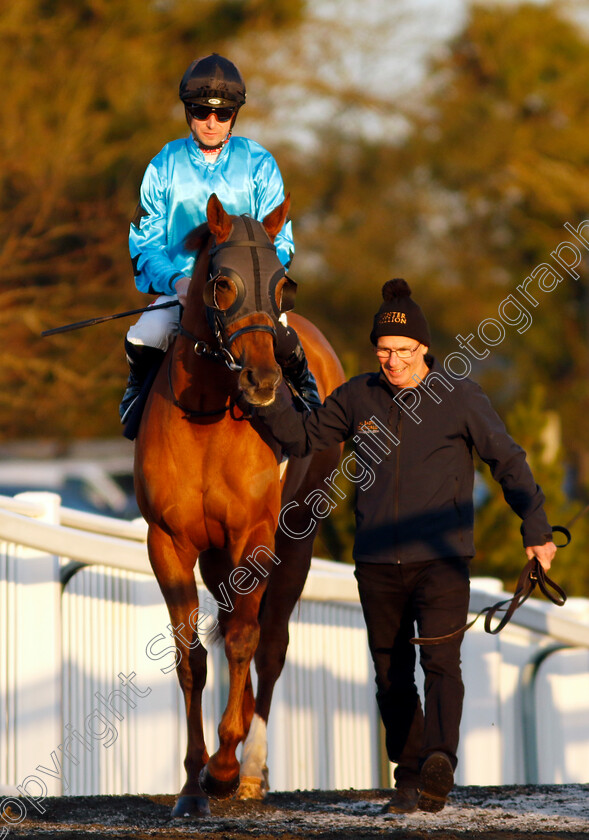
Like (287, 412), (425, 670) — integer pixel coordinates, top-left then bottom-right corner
(411, 525), (571, 646)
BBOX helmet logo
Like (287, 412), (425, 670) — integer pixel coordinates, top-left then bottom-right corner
(208, 98), (222, 105)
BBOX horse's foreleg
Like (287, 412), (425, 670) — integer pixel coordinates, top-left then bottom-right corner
(147, 526), (210, 818)
(200, 593), (264, 796)
(200, 534), (273, 798)
(238, 526), (316, 799)
(235, 667), (266, 799)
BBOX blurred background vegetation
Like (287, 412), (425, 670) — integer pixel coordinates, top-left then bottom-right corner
(2, 0), (589, 593)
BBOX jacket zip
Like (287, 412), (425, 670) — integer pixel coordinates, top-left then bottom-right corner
(390, 406), (403, 564)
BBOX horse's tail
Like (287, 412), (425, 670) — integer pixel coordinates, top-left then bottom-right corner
(204, 621), (224, 648)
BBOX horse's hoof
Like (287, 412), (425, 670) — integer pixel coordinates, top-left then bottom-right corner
(171, 794), (211, 818)
(236, 775), (267, 800)
(199, 765), (240, 799)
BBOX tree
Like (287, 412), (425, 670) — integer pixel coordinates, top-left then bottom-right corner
(271, 2), (589, 576)
(395, 2), (589, 489)
(0, 0), (305, 439)
(473, 384), (589, 596)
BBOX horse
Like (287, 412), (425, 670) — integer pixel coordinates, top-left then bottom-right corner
(134, 193), (344, 818)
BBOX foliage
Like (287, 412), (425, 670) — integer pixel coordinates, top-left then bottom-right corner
(473, 384), (589, 596)
(276, 2), (589, 572)
(398, 2), (589, 485)
(0, 0), (304, 439)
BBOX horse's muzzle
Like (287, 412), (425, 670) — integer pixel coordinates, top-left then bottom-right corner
(238, 365), (282, 407)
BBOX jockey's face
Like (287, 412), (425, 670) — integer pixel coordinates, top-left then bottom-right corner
(187, 108), (234, 149)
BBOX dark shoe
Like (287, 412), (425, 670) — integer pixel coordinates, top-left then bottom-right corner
(119, 339), (165, 424)
(417, 752), (454, 813)
(280, 342), (321, 409)
(382, 787), (419, 814)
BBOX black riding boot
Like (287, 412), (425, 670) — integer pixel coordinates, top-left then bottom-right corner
(280, 341), (322, 409)
(119, 339), (165, 424)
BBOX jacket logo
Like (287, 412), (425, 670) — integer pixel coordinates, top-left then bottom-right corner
(377, 311), (407, 324)
(357, 420), (380, 433)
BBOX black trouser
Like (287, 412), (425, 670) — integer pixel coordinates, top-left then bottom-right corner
(354, 558), (470, 789)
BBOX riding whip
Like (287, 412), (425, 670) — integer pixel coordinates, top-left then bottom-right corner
(41, 300), (181, 337)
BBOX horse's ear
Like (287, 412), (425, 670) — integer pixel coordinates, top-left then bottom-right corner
(207, 193), (233, 243)
(262, 193), (291, 242)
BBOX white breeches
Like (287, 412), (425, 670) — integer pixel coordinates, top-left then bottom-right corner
(126, 295), (180, 352)
(126, 296), (289, 354)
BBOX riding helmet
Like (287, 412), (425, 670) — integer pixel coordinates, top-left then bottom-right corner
(179, 54), (246, 108)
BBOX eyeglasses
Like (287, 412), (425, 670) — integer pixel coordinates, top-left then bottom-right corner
(374, 344), (420, 361)
(185, 103), (236, 122)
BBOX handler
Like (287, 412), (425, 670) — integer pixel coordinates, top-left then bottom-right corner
(120, 53), (319, 424)
(254, 278), (557, 813)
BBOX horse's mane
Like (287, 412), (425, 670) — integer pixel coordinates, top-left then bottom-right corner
(184, 221), (211, 253)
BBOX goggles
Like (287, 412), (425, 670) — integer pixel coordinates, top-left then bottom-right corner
(185, 103), (236, 122)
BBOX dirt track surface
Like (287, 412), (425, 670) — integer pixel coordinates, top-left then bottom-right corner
(4, 785), (589, 839)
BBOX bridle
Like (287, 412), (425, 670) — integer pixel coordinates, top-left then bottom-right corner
(169, 215), (295, 418)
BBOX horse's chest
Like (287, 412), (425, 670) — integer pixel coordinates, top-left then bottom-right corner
(159, 427), (280, 530)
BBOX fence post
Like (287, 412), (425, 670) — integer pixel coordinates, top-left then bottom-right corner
(0, 492), (63, 797)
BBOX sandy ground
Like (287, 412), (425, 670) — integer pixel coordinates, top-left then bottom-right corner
(2, 784), (588, 839)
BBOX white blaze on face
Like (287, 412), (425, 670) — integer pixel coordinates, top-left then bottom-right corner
(240, 713), (268, 779)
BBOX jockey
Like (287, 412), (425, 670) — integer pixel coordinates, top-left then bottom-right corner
(120, 53), (321, 424)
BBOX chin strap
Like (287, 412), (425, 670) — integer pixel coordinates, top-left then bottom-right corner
(197, 131), (232, 152)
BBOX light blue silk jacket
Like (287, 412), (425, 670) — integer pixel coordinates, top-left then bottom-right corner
(129, 134), (294, 296)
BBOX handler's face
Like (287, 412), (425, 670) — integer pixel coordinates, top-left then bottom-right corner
(375, 336), (429, 389)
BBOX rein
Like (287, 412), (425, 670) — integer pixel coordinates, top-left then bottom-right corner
(168, 314), (275, 417)
(168, 323), (247, 418)
(167, 355), (230, 418)
(176, 317), (276, 372)
(412, 525), (571, 646)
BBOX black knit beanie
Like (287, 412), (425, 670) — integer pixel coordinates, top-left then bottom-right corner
(370, 278), (431, 346)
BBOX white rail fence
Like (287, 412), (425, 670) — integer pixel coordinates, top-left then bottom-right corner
(1, 491), (589, 802)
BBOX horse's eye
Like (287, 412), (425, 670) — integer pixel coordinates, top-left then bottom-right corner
(214, 276), (238, 311)
(216, 278), (232, 293)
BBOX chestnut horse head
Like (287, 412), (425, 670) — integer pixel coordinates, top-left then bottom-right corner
(183, 193), (296, 407)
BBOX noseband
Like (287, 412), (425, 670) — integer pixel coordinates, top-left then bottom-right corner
(177, 313), (275, 374)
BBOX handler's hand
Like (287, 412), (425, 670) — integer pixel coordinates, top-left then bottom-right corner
(526, 541), (557, 571)
(174, 276), (191, 307)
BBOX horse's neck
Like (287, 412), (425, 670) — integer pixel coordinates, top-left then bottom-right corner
(184, 278), (211, 340)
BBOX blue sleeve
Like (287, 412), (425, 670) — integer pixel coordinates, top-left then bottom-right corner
(255, 154), (294, 268)
(129, 160), (187, 296)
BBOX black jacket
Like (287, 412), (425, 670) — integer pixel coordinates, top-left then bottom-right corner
(258, 357), (552, 564)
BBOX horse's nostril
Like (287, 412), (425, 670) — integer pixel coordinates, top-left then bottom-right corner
(239, 368), (257, 390)
(239, 366), (280, 395)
